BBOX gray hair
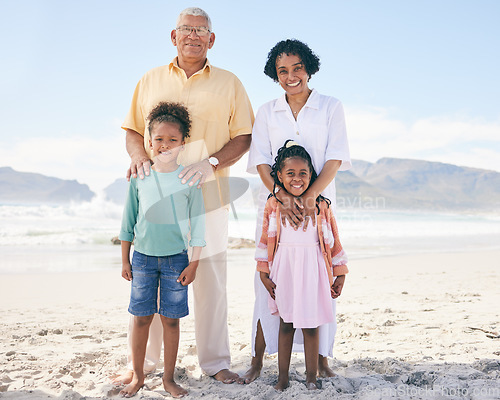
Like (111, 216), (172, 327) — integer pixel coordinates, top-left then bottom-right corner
(176, 7), (212, 31)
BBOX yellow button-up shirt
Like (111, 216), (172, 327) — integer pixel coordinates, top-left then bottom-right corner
(122, 58), (254, 210)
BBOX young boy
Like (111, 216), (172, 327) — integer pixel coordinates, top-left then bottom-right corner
(119, 102), (205, 398)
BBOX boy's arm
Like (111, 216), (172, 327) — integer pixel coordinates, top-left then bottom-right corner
(177, 246), (202, 286)
(187, 187), (206, 248)
(119, 179), (139, 281)
(121, 241), (132, 281)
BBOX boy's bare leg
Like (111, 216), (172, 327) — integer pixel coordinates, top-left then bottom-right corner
(112, 313), (162, 385)
(318, 354), (336, 377)
(160, 316), (187, 398)
(274, 319), (294, 391)
(240, 320), (265, 384)
(120, 315), (154, 397)
(303, 328), (319, 390)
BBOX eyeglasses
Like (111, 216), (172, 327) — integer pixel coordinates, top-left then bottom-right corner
(176, 25), (211, 36)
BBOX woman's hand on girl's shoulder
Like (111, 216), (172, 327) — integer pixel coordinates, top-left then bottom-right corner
(276, 190), (304, 229)
(300, 191), (320, 231)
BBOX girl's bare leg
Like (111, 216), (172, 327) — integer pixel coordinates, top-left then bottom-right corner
(240, 320), (265, 384)
(318, 354), (336, 377)
(120, 315), (154, 397)
(275, 319), (294, 391)
(303, 327), (319, 389)
(160, 316), (187, 398)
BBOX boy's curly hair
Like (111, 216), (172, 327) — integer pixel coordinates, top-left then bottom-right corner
(264, 39), (321, 82)
(270, 140), (330, 213)
(147, 102), (191, 140)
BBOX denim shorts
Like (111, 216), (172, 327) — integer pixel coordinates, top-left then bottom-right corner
(128, 250), (189, 319)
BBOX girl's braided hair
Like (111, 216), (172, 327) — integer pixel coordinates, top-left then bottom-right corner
(270, 140), (330, 213)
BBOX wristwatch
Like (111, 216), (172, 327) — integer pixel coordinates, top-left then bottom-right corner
(208, 156), (220, 171)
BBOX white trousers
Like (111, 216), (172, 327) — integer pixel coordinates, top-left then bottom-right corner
(126, 208), (230, 376)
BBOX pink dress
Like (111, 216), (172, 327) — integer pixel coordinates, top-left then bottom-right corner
(268, 222), (334, 329)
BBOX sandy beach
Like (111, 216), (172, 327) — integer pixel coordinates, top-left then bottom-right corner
(1, 248), (499, 399)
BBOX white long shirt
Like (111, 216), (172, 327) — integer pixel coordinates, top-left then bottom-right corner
(247, 89), (351, 208)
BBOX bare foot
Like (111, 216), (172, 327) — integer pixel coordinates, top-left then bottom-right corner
(306, 381), (319, 390)
(318, 356), (336, 378)
(119, 375), (144, 398)
(163, 378), (188, 398)
(238, 364), (262, 384)
(274, 378), (289, 391)
(112, 369), (134, 385)
(212, 369), (239, 384)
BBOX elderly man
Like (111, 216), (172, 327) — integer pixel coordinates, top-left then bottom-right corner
(115, 7), (254, 389)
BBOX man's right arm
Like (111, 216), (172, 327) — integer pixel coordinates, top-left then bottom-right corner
(126, 129), (151, 180)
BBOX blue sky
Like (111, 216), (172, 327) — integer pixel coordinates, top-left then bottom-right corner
(1, 0), (499, 190)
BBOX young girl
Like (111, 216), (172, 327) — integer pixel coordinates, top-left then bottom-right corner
(256, 140), (348, 391)
(119, 102), (206, 398)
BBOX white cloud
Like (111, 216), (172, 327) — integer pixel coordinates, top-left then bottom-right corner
(346, 107), (500, 172)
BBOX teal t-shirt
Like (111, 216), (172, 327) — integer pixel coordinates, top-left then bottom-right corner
(119, 166), (206, 256)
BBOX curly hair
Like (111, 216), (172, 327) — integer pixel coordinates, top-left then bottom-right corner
(264, 39), (321, 82)
(270, 140), (330, 213)
(147, 102), (191, 140)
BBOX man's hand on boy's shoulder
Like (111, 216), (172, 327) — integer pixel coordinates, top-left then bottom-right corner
(177, 262), (199, 286)
(121, 263), (132, 281)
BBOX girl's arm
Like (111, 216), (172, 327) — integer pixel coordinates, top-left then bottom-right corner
(331, 275), (345, 298)
(260, 271), (276, 299)
(121, 240), (132, 281)
(177, 246), (202, 286)
(255, 200), (274, 274)
(325, 205), (348, 298)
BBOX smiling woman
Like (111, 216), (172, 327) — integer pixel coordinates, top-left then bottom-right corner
(243, 38), (352, 383)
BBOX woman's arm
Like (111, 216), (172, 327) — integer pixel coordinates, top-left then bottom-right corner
(300, 159), (341, 230)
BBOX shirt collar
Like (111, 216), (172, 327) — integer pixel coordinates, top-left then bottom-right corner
(168, 57), (212, 76)
(273, 88), (320, 112)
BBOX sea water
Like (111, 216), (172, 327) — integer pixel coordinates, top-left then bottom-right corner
(1, 195), (499, 274)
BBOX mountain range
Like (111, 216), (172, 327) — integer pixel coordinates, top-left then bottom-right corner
(2, 158), (500, 210)
(337, 158), (500, 210)
(0, 167), (94, 204)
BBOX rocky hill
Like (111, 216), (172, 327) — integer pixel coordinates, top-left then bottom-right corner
(0, 167), (95, 204)
(341, 158), (500, 210)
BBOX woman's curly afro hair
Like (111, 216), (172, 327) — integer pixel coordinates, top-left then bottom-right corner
(147, 101), (191, 140)
(264, 39), (320, 82)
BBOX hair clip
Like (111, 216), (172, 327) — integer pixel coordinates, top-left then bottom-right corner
(285, 140), (299, 148)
